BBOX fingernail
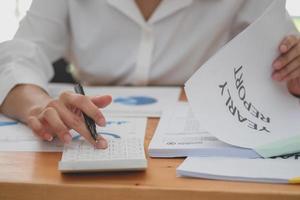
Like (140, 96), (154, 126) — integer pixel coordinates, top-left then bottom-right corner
(64, 134), (72, 143)
(280, 45), (288, 52)
(95, 139), (108, 149)
(44, 133), (53, 141)
(273, 61), (281, 69)
(46, 135), (53, 141)
(98, 118), (106, 127)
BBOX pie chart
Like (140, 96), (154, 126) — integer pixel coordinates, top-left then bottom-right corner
(114, 96), (157, 106)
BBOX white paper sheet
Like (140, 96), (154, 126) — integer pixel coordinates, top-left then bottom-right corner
(177, 156), (300, 184)
(184, 0), (300, 157)
(0, 114), (147, 152)
(0, 115), (63, 152)
(48, 83), (181, 117)
(148, 102), (259, 158)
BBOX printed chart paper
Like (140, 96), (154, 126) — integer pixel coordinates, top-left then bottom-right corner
(148, 102), (259, 158)
(0, 114), (63, 152)
(177, 157), (300, 184)
(48, 83), (181, 117)
(0, 114), (146, 152)
(185, 0), (300, 157)
(71, 117), (147, 141)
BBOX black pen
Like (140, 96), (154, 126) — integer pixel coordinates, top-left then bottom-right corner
(74, 83), (99, 141)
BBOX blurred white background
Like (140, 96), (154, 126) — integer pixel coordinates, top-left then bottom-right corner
(0, 0), (299, 43)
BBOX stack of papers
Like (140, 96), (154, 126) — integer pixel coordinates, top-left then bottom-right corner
(148, 102), (260, 158)
(48, 83), (181, 117)
(177, 157), (300, 184)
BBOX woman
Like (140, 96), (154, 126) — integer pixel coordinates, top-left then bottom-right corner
(0, 0), (299, 149)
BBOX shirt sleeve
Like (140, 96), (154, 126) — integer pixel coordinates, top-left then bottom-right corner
(0, 0), (69, 105)
(230, 0), (299, 43)
(229, 0), (274, 39)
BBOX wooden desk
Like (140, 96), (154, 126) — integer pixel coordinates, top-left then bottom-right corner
(0, 92), (300, 200)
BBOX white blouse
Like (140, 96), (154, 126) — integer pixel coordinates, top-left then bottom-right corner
(0, 0), (274, 105)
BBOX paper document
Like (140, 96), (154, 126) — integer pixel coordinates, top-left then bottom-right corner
(177, 156), (300, 184)
(59, 118), (147, 172)
(70, 117), (147, 141)
(48, 83), (181, 117)
(148, 102), (259, 158)
(0, 114), (146, 152)
(185, 0), (300, 157)
(0, 114), (63, 152)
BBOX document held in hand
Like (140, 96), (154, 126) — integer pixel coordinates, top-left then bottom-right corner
(185, 0), (300, 157)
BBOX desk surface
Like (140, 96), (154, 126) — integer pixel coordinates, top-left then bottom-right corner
(0, 91), (300, 200)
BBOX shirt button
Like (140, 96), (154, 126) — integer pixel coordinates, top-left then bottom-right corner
(143, 26), (152, 35)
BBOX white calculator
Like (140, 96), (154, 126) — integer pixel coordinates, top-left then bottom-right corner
(59, 137), (147, 172)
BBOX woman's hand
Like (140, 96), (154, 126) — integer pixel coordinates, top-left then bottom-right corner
(26, 91), (112, 149)
(272, 34), (300, 95)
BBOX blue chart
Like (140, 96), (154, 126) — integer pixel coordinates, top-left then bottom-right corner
(99, 132), (121, 138)
(114, 96), (157, 106)
(106, 120), (128, 125)
(0, 121), (18, 127)
(72, 132), (121, 140)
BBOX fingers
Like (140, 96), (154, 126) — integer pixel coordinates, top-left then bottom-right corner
(273, 38), (300, 96)
(46, 96), (106, 148)
(272, 35), (300, 82)
(282, 67), (300, 82)
(91, 95), (112, 108)
(273, 43), (300, 71)
(278, 35), (299, 54)
(41, 107), (72, 143)
(272, 57), (300, 81)
(60, 92), (106, 127)
(27, 91), (110, 149)
(96, 135), (108, 149)
(58, 92), (110, 148)
(47, 100), (82, 130)
(27, 116), (53, 141)
(74, 125), (103, 148)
